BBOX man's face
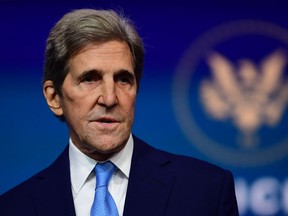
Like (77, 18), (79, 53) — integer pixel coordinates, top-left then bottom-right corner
(49, 41), (137, 160)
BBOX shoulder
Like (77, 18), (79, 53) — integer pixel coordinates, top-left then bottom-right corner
(132, 136), (239, 215)
(133, 135), (234, 185)
(0, 147), (70, 213)
(0, 167), (48, 215)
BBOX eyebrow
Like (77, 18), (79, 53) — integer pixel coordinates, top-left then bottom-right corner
(114, 69), (135, 77)
(78, 69), (101, 79)
(115, 69), (136, 84)
(77, 68), (135, 81)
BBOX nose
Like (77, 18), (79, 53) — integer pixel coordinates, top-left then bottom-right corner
(97, 80), (117, 109)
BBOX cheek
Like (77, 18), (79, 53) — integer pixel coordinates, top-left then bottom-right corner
(126, 99), (136, 125)
(122, 93), (136, 113)
(62, 87), (93, 110)
(60, 97), (89, 125)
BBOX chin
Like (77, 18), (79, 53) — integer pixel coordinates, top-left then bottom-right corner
(91, 138), (126, 152)
(85, 142), (125, 161)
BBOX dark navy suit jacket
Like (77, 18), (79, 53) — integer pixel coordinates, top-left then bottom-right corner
(0, 136), (239, 215)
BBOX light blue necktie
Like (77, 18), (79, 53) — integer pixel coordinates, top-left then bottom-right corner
(90, 161), (119, 216)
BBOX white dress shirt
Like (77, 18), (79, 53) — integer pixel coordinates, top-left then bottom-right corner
(69, 134), (134, 216)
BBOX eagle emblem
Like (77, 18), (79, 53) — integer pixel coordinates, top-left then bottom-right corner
(200, 49), (288, 148)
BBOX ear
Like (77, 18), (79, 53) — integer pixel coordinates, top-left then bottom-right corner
(43, 80), (63, 116)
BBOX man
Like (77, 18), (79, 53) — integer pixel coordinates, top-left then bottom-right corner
(0, 9), (239, 216)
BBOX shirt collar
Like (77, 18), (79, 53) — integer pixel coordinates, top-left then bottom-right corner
(69, 134), (134, 195)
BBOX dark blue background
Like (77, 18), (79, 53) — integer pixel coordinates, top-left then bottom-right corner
(1, 1), (287, 215)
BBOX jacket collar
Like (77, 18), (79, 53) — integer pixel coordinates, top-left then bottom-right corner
(32, 146), (76, 216)
(123, 136), (175, 216)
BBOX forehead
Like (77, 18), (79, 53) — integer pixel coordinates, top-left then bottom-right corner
(69, 41), (133, 69)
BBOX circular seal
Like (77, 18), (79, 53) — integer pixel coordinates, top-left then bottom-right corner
(172, 20), (288, 167)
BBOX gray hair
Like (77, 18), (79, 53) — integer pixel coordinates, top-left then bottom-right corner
(43, 9), (144, 96)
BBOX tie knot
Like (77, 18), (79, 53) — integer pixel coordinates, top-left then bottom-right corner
(95, 161), (115, 188)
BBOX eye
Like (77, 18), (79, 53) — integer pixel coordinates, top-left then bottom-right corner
(115, 71), (135, 85)
(78, 70), (102, 84)
(82, 74), (94, 83)
(119, 75), (131, 84)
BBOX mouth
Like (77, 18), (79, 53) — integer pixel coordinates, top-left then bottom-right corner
(94, 117), (120, 126)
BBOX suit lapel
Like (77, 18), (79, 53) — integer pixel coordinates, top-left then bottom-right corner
(123, 137), (175, 216)
(32, 147), (76, 216)
(28, 139), (174, 216)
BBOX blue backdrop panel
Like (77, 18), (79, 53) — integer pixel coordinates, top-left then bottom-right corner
(0, 1), (287, 215)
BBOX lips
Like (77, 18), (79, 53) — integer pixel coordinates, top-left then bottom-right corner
(91, 117), (119, 131)
(96, 117), (119, 124)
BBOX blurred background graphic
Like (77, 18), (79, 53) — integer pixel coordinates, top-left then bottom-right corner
(0, 1), (287, 215)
